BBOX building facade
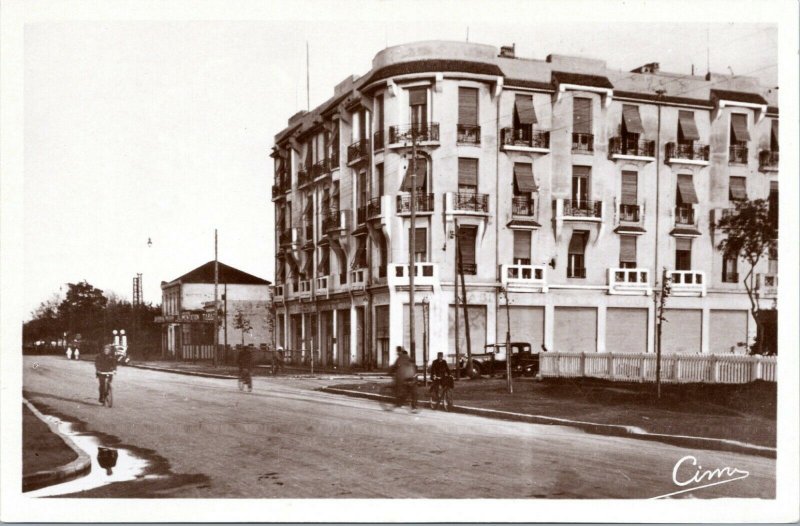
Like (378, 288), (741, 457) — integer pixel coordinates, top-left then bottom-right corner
(270, 41), (778, 369)
(159, 261), (273, 360)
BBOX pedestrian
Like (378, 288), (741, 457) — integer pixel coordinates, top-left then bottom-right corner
(388, 347), (417, 411)
(66, 347), (73, 360)
(237, 344), (254, 391)
(272, 346), (286, 375)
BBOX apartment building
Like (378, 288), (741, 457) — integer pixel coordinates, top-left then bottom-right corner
(270, 41), (778, 369)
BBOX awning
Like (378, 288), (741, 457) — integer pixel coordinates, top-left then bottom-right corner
(620, 235), (637, 263)
(678, 110), (700, 141)
(730, 114), (750, 141)
(568, 230), (588, 253)
(573, 98), (592, 134)
(513, 163), (537, 193)
(771, 120), (779, 149)
(459, 158), (478, 186)
(409, 87), (427, 106)
(351, 224), (369, 237)
(514, 95), (537, 125)
(676, 174), (699, 204)
(459, 87), (479, 125)
(400, 159), (427, 192)
(507, 219), (541, 229)
(622, 104), (645, 134)
(729, 177), (747, 201)
(621, 171), (638, 205)
(513, 230), (531, 260)
(318, 248), (330, 273)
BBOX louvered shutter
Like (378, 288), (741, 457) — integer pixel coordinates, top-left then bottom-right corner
(458, 158), (478, 187)
(619, 236), (637, 264)
(459, 88), (479, 125)
(621, 171), (638, 205)
(513, 163), (537, 193)
(729, 177), (747, 201)
(458, 226), (477, 265)
(678, 110), (700, 141)
(730, 113), (750, 141)
(622, 105), (645, 134)
(514, 94), (537, 125)
(573, 98), (592, 134)
(568, 231), (587, 254)
(409, 88), (427, 106)
(676, 174), (699, 204)
(513, 231), (531, 260)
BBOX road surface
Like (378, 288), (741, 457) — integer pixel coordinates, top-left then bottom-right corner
(22, 356), (775, 498)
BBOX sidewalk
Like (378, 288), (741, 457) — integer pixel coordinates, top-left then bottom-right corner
(22, 400), (91, 492)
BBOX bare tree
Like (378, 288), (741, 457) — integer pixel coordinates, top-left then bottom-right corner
(233, 309), (253, 347)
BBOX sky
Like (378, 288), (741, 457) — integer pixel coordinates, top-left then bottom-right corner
(19, 8), (778, 316)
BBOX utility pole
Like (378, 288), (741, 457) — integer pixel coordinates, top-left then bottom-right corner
(502, 287), (513, 394)
(422, 298), (429, 387)
(453, 234), (461, 380)
(408, 128), (418, 365)
(223, 282), (228, 363)
(655, 267), (671, 399)
(213, 229), (219, 366)
(455, 219), (473, 376)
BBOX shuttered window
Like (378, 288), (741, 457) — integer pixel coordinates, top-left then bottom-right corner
(458, 158), (478, 190)
(678, 110), (700, 141)
(513, 231), (531, 263)
(400, 158), (427, 192)
(376, 95), (384, 132)
(676, 174), (699, 204)
(513, 163), (537, 194)
(459, 87), (479, 125)
(769, 181), (778, 226)
(568, 230), (587, 254)
(514, 94), (537, 125)
(730, 113), (750, 142)
(409, 227), (428, 261)
(619, 236), (637, 265)
(729, 177), (747, 201)
(409, 88), (427, 106)
(573, 98), (592, 134)
(622, 104), (645, 134)
(621, 171), (638, 205)
(458, 226), (478, 268)
(771, 120), (779, 151)
(676, 239), (692, 271)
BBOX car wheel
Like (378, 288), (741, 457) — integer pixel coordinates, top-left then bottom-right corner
(468, 362), (481, 379)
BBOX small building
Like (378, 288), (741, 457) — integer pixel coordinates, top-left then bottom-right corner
(157, 261), (272, 360)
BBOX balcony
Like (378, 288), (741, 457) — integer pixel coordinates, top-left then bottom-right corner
(674, 205), (696, 226)
(368, 196), (383, 219)
(668, 270), (706, 297)
(297, 279), (312, 299)
(279, 227), (300, 247)
(315, 276), (329, 295)
(271, 178), (290, 199)
(512, 196), (537, 217)
(759, 150), (779, 172)
(729, 144), (748, 164)
(373, 130), (384, 151)
(397, 193), (435, 214)
(388, 123), (440, 148)
(666, 142), (710, 165)
(562, 199), (602, 220)
(572, 133), (594, 153)
(298, 165), (313, 187)
(457, 124), (481, 145)
(272, 284), (284, 301)
(608, 268), (651, 295)
(445, 192), (489, 216)
(387, 262), (438, 288)
(501, 127), (550, 152)
(500, 263), (547, 292)
(756, 273), (778, 297)
(347, 139), (370, 165)
(609, 137), (655, 160)
(350, 268), (367, 291)
(618, 203), (641, 223)
(323, 209), (351, 233)
(310, 158), (330, 179)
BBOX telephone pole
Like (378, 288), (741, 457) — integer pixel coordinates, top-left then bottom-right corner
(213, 229), (219, 366)
(408, 128), (418, 364)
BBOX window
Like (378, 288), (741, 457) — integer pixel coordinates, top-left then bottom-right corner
(399, 157), (427, 192)
(620, 171), (638, 221)
(358, 108), (368, 142)
(572, 97), (593, 151)
(357, 171), (367, 208)
(677, 110), (700, 145)
(376, 95), (384, 134)
(513, 94), (536, 139)
(729, 176), (747, 202)
(458, 158), (478, 193)
(459, 87), (479, 126)
(376, 163), (384, 197)
(729, 113), (750, 144)
(769, 181), (778, 228)
(513, 163), (536, 215)
(353, 236), (367, 269)
(318, 246), (330, 276)
(513, 231), (531, 265)
(567, 230), (587, 278)
(409, 227), (428, 262)
(458, 225), (478, 274)
(619, 235), (637, 269)
(722, 255), (738, 283)
(409, 87), (427, 127)
(770, 119), (779, 152)
(676, 174), (698, 224)
(675, 238), (692, 271)
(621, 104), (644, 146)
(768, 246), (778, 275)
(572, 166), (590, 207)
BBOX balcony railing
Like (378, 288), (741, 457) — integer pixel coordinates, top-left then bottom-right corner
(609, 136), (655, 158)
(273, 284), (284, 300)
(563, 199), (602, 218)
(512, 196), (536, 217)
(618, 203), (641, 223)
(347, 139), (370, 164)
(388, 122), (440, 145)
(315, 276), (329, 294)
(759, 150), (779, 170)
(608, 268), (651, 295)
(373, 130), (384, 151)
(387, 262), (438, 287)
(323, 209), (350, 233)
(567, 267), (587, 279)
(367, 196), (383, 219)
(572, 133), (594, 153)
(668, 270), (706, 296)
(457, 124), (481, 144)
(350, 268), (367, 290)
(298, 165), (313, 187)
(298, 279), (312, 297)
(454, 192), (488, 213)
(729, 144), (748, 164)
(397, 193), (435, 214)
(666, 142), (710, 162)
(674, 205), (696, 225)
(311, 158), (330, 178)
(501, 264), (547, 291)
(501, 127), (550, 149)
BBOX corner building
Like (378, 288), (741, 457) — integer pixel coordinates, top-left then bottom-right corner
(270, 41), (779, 369)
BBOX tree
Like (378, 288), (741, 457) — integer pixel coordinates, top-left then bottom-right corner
(233, 309), (253, 347)
(59, 281), (108, 343)
(714, 198), (777, 355)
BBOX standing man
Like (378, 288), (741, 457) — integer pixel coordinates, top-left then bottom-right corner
(95, 345), (117, 404)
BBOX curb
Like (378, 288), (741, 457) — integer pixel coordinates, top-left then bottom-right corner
(130, 363), (391, 381)
(128, 364), (237, 379)
(22, 399), (92, 492)
(319, 386), (777, 459)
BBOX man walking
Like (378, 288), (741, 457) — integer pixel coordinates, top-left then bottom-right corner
(389, 347), (417, 411)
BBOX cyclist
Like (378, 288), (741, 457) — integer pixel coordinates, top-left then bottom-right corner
(429, 351), (451, 400)
(237, 345), (254, 391)
(95, 344), (117, 404)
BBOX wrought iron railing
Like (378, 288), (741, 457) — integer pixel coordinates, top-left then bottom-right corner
(609, 136), (655, 157)
(457, 124), (481, 144)
(501, 127), (549, 149)
(397, 193), (435, 213)
(347, 139), (370, 163)
(388, 122), (440, 144)
(563, 199), (602, 218)
(454, 192), (488, 212)
(618, 203), (641, 223)
(311, 158), (330, 178)
(321, 208), (340, 232)
(512, 196), (536, 216)
(572, 133), (594, 152)
(461, 263), (477, 275)
(367, 196), (382, 218)
(666, 142), (710, 161)
(759, 150), (779, 169)
(298, 165), (313, 187)
(729, 144), (748, 164)
(674, 205), (695, 225)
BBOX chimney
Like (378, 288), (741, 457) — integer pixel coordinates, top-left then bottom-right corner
(631, 62), (660, 74)
(499, 43), (516, 59)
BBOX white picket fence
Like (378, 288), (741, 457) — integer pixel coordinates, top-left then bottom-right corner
(539, 352), (776, 384)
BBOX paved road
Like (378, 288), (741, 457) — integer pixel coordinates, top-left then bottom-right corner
(22, 356), (775, 498)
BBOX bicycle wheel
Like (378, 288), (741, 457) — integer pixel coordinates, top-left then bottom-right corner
(443, 388), (453, 412)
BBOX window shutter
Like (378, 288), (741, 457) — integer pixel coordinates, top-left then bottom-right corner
(409, 88), (427, 106)
(619, 236), (637, 264)
(730, 113), (750, 141)
(729, 177), (747, 201)
(771, 120), (779, 150)
(621, 171), (638, 205)
(513, 163), (537, 193)
(622, 104), (645, 134)
(413, 227), (427, 253)
(676, 174), (699, 204)
(513, 231), (531, 260)
(676, 238), (692, 251)
(459, 87), (479, 125)
(514, 94), (537, 125)
(678, 110), (700, 141)
(458, 226), (477, 265)
(458, 158), (479, 187)
(572, 165), (591, 178)
(573, 98), (592, 134)
(400, 158), (427, 192)
(568, 230), (587, 254)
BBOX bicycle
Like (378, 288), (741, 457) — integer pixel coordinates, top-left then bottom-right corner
(429, 374), (454, 411)
(238, 368), (253, 392)
(98, 371), (115, 408)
